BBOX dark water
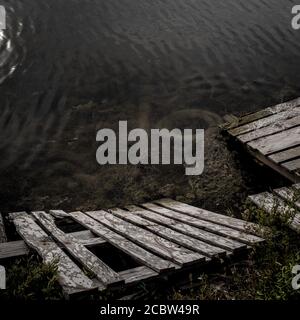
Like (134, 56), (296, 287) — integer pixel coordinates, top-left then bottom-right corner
(0, 0), (300, 169)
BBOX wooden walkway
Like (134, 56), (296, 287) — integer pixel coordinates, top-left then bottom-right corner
(248, 184), (300, 233)
(222, 98), (300, 183)
(0, 199), (264, 297)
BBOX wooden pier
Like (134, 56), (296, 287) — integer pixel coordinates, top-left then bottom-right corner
(222, 98), (300, 183)
(248, 184), (300, 233)
(0, 199), (264, 298)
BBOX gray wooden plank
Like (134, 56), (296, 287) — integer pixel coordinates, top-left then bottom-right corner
(70, 230), (106, 247)
(125, 205), (247, 253)
(142, 202), (264, 245)
(248, 192), (300, 233)
(230, 107), (300, 137)
(119, 266), (158, 285)
(110, 207), (226, 259)
(237, 114), (300, 143)
(85, 210), (205, 267)
(269, 146), (300, 163)
(282, 158), (300, 172)
(224, 98), (300, 130)
(32, 211), (122, 287)
(10, 212), (100, 296)
(69, 211), (175, 273)
(0, 230), (105, 261)
(154, 198), (259, 234)
(247, 126), (300, 155)
(0, 213), (7, 243)
(0, 240), (29, 260)
(273, 186), (300, 210)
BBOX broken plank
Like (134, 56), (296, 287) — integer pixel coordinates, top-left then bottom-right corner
(142, 202), (263, 245)
(119, 266), (158, 285)
(32, 211), (122, 287)
(10, 212), (100, 296)
(248, 192), (300, 233)
(247, 126), (300, 155)
(86, 210), (205, 267)
(268, 146), (300, 163)
(69, 211), (175, 273)
(110, 207), (225, 259)
(154, 198), (258, 234)
(125, 205), (247, 253)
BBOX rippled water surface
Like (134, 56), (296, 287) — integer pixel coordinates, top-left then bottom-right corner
(0, 0), (300, 168)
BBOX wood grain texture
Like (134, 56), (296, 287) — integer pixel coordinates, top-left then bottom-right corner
(0, 240), (29, 260)
(85, 210), (205, 266)
(154, 198), (258, 234)
(32, 211), (122, 287)
(230, 107), (300, 137)
(69, 211), (176, 273)
(0, 213), (7, 243)
(142, 202), (264, 245)
(269, 146), (300, 163)
(125, 205), (247, 253)
(10, 212), (100, 296)
(223, 98), (300, 130)
(282, 158), (300, 172)
(110, 207), (225, 259)
(119, 266), (158, 284)
(237, 115), (300, 143)
(247, 126), (300, 155)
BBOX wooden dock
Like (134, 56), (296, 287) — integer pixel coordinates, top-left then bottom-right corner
(222, 98), (300, 183)
(0, 199), (264, 298)
(248, 184), (300, 233)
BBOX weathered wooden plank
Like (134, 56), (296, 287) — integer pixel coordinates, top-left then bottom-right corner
(273, 186), (300, 210)
(119, 266), (158, 284)
(0, 230), (105, 260)
(142, 202), (264, 245)
(110, 207), (225, 259)
(10, 212), (100, 296)
(154, 198), (258, 234)
(247, 126), (300, 155)
(32, 211), (122, 287)
(230, 107), (300, 137)
(248, 192), (300, 233)
(268, 146), (300, 163)
(69, 211), (175, 273)
(237, 115), (300, 143)
(282, 158), (300, 172)
(0, 213), (7, 243)
(85, 210), (205, 266)
(223, 98), (300, 130)
(70, 230), (106, 247)
(0, 240), (29, 260)
(49, 210), (70, 219)
(125, 205), (247, 253)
